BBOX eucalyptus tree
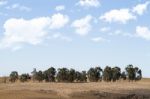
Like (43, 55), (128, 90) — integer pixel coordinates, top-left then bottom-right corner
(68, 68), (76, 82)
(75, 71), (81, 82)
(75, 71), (87, 82)
(103, 66), (112, 82)
(87, 67), (103, 82)
(125, 64), (136, 81)
(81, 71), (87, 82)
(19, 73), (30, 82)
(9, 71), (18, 82)
(111, 67), (121, 82)
(137, 69), (142, 80)
(121, 71), (127, 80)
(44, 67), (56, 82)
(34, 70), (44, 82)
(31, 68), (37, 81)
(134, 67), (142, 81)
(56, 68), (69, 82)
(9, 65), (142, 83)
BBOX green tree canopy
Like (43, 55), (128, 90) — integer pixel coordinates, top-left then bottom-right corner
(44, 67), (56, 82)
(87, 67), (103, 82)
(9, 71), (18, 82)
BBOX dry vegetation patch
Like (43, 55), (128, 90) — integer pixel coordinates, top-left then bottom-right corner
(0, 79), (149, 99)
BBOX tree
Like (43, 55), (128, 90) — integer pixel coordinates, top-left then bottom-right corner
(9, 71), (18, 82)
(8, 65), (142, 83)
(125, 64), (136, 81)
(19, 73), (30, 82)
(44, 67), (56, 82)
(81, 71), (87, 82)
(34, 71), (44, 82)
(31, 68), (37, 81)
(68, 69), (76, 82)
(111, 67), (121, 82)
(56, 68), (69, 82)
(121, 71), (127, 80)
(87, 67), (103, 82)
(125, 65), (142, 81)
(134, 67), (142, 81)
(75, 71), (82, 82)
(137, 69), (142, 80)
(103, 66), (112, 82)
(75, 71), (87, 82)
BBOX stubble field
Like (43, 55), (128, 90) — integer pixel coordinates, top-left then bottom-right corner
(0, 79), (150, 99)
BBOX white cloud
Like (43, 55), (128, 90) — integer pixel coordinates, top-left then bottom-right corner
(77, 0), (100, 7)
(50, 33), (72, 42)
(11, 46), (22, 51)
(0, 13), (69, 49)
(100, 9), (136, 24)
(108, 30), (122, 36)
(0, 0), (7, 6)
(91, 37), (109, 43)
(0, 17), (50, 49)
(100, 27), (110, 32)
(109, 30), (134, 38)
(6, 3), (31, 12)
(50, 13), (69, 29)
(132, 1), (150, 15)
(136, 26), (150, 40)
(55, 5), (65, 11)
(72, 15), (92, 36)
(121, 33), (134, 37)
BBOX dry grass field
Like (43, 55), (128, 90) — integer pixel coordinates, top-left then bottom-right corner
(0, 78), (150, 99)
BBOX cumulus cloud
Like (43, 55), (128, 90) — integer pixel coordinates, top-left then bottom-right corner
(50, 33), (72, 42)
(55, 5), (65, 11)
(0, 17), (51, 49)
(91, 37), (109, 43)
(50, 13), (69, 29)
(132, 1), (150, 15)
(109, 30), (134, 38)
(100, 27), (110, 32)
(100, 1), (149, 24)
(6, 3), (31, 12)
(72, 15), (92, 36)
(136, 26), (150, 40)
(77, 0), (100, 7)
(100, 9), (136, 24)
(109, 30), (122, 36)
(0, 13), (69, 49)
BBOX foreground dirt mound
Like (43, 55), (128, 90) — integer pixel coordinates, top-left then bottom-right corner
(70, 91), (150, 99)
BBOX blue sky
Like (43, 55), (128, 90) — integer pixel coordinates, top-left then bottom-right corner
(0, 0), (150, 77)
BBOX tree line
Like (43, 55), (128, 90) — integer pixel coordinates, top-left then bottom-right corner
(9, 64), (142, 83)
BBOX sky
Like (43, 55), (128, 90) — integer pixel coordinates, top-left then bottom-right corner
(0, 0), (150, 77)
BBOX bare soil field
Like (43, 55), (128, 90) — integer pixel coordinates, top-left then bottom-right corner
(0, 79), (150, 99)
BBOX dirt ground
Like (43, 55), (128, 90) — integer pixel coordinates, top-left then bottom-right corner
(0, 79), (150, 99)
